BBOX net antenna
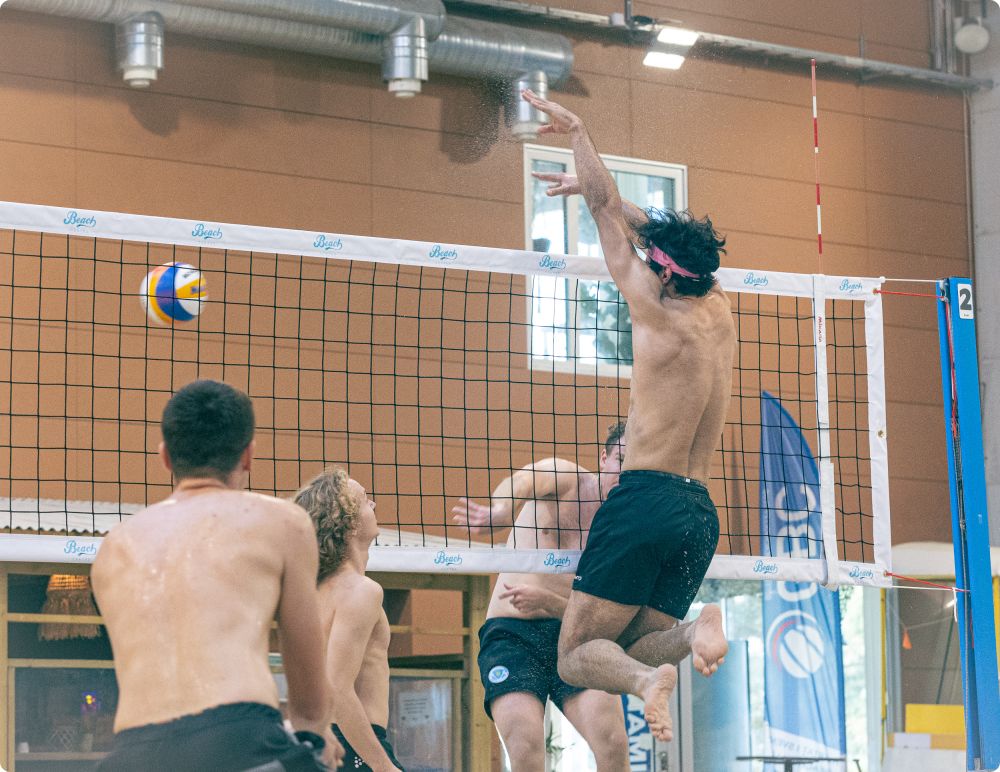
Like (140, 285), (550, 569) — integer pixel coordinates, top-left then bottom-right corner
(0, 201), (890, 586)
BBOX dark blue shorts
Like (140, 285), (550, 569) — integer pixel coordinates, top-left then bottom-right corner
(477, 617), (583, 719)
(331, 723), (404, 771)
(95, 702), (324, 772)
(572, 470), (719, 620)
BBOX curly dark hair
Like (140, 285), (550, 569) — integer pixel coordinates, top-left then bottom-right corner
(293, 467), (361, 583)
(633, 208), (726, 298)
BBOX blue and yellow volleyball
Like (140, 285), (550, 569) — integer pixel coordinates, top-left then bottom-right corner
(139, 262), (207, 325)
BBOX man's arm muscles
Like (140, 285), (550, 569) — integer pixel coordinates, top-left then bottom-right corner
(568, 126), (658, 304)
(275, 508), (333, 734)
(622, 198), (650, 231)
(485, 460), (574, 521)
(327, 589), (398, 772)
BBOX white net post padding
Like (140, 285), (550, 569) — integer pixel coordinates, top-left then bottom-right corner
(0, 202), (892, 586)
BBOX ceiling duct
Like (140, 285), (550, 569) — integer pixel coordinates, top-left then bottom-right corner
(116, 11), (164, 87)
(3, 0), (572, 131)
(177, 0), (445, 95)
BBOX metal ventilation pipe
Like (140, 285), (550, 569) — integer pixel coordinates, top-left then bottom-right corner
(507, 70), (548, 140)
(177, 0), (445, 38)
(116, 11), (164, 88)
(4, 0), (573, 131)
(383, 15), (428, 97)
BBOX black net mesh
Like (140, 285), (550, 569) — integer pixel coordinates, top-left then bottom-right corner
(0, 228), (877, 569)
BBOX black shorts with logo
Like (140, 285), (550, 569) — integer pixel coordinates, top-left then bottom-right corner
(95, 702), (325, 772)
(572, 470), (719, 620)
(477, 617), (583, 719)
(331, 724), (404, 771)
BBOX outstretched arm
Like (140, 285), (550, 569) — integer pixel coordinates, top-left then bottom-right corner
(523, 90), (661, 310)
(532, 171), (649, 234)
(451, 458), (583, 533)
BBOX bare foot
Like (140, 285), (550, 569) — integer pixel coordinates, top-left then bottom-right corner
(689, 604), (728, 676)
(639, 664), (677, 742)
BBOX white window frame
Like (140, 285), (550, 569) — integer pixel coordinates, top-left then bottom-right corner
(522, 144), (688, 378)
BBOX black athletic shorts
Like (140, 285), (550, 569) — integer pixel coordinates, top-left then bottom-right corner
(331, 724), (404, 771)
(477, 617), (583, 719)
(572, 469), (719, 620)
(95, 702), (325, 772)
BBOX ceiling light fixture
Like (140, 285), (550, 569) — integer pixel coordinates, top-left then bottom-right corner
(644, 27), (700, 70)
(955, 17), (991, 54)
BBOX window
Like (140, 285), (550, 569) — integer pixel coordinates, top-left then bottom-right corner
(523, 145), (687, 375)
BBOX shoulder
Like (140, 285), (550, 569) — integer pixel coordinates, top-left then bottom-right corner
(329, 576), (383, 617)
(529, 457), (586, 476)
(248, 493), (311, 525)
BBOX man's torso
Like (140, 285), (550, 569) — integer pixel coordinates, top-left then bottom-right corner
(92, 490), (288, 731)
(321, 574), (392, 727)
(625, 285), (736, 481)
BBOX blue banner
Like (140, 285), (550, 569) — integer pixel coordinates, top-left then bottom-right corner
(759, 392), (846, 771)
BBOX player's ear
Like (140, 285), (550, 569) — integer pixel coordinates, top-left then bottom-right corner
(240, 439), (256, 472)
(158, 441), (172, 473)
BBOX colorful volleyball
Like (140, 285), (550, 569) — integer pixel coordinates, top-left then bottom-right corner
(139, 262), (207, 325)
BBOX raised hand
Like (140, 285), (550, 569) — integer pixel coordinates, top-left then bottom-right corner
(522, 89), (583, 135)
(531, 170), (580, 197)
(451, 497), (496, 533)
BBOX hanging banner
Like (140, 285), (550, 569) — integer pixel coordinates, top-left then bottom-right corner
(759, 392), (846, 770)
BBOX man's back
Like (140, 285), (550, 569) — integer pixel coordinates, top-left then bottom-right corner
(626, 285), (735, 481)
(93, 489), (295, 730)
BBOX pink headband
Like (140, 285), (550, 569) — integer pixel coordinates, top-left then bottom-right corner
(647, 245), (700, 279)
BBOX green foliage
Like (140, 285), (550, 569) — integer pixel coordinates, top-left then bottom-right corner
(576, 280), (633, 365)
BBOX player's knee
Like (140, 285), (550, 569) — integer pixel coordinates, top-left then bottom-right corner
(591, 721), (629, 766)
(557, 653), (578, 685)
(500, 727), (543, 767)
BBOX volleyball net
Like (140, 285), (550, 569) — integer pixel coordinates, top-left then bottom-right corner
(0, 202), (890, 585)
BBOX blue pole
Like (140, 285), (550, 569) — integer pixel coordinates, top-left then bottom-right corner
(935, 277), (1000, 770)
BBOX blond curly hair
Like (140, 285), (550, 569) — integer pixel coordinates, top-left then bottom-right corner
(293, 466), (361, 583)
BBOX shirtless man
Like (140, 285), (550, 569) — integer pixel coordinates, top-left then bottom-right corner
(451, 423), (629, 772)
(523, 88), (735, 743)
(294, 467), (404, 772)
(92, 379), (341, 771)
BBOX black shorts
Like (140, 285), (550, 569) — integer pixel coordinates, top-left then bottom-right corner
(95, 702), (325, 772)
(477, 617), (583, 720)
(331, 724), (404, 771)
(572, 470), (719, 620)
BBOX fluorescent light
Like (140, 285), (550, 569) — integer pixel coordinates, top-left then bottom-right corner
(656, 28), (700, 47)
(644, 51), (686, 70)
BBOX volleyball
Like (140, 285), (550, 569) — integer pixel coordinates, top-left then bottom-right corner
(139, 262), (207, 325)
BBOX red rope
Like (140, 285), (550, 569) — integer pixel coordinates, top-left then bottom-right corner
(873, 289), (945, 299)
(885, 570), (969, 593)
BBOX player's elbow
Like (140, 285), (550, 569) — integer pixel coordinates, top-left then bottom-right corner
(287, 679), (332, 724)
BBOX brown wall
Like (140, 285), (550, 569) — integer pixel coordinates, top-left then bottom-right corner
(0, 3), (963, 550)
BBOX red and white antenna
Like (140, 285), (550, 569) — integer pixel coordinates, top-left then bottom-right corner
(811, 58), (823, 263)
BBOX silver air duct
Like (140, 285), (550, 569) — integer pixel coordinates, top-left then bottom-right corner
(174, 0), (445, 37)
(115, 11), (164, 88)
(4, 0), (573, 136)
(383, 15), (428, 97)
(507, 70), (547, 141)
(174, 0), (444, 96)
